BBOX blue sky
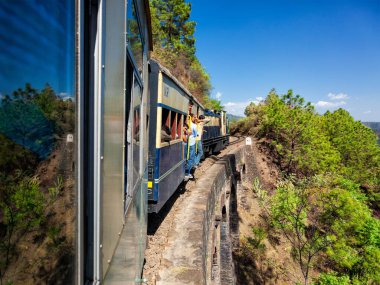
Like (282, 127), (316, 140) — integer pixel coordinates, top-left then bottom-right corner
(0, 1), (74, 99)
(190, 0), (380, 121)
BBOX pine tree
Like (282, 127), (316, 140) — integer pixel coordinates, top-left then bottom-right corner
(150, 0), (196, 56)
(149, 0), (211, 102)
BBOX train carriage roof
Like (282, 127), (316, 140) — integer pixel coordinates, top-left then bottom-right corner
(150, 59), (224, 119)
(150, 59), (204, 107)
(204, 109), (221, 117)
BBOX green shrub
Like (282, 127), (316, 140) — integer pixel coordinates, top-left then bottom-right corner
(314, 273), (351, 285)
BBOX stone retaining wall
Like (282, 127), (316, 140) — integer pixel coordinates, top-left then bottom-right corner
(157, 145), (245, 285)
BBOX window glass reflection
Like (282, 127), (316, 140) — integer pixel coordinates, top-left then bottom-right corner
(133, 77), (142, 186)
(127, 0), (144, 73)
(0, 1), (75, 284)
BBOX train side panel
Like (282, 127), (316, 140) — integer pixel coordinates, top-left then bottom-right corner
(93, 0), (152, 283)
(148, 61), (188, 213)
(203, 110), (229, 154)
(147, 60), (230, 213)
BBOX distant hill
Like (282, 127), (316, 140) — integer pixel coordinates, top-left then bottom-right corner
(227, 114), (244, 122)
(363, 122), (380, 143)
(363, 122), (380, 130)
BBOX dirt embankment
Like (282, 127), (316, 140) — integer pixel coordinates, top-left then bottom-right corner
(233, 138), (317, 285)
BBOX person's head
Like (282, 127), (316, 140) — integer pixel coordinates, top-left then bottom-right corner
(189, 101), (194, 113)
(183, 122), (189, 131)
(199, 115), (205, 120)
(162, 125), (170, 133)
(190, 113), (197, 123)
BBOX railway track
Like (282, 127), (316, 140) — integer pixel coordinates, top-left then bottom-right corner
(142, 136), (245, 284)
(228, 135), (245, 145)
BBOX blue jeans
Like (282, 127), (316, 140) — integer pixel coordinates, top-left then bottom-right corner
(184, 143), (195, 175)
(194, 140), (203, 166)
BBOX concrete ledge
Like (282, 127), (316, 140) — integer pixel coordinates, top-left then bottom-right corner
(157, 145), (245, 285)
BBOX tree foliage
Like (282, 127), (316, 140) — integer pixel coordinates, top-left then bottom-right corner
(150, 0), (195, 55)
(269, 176), (380, 285)
(243, 89), (380, 204)
(203, 97), (224, 112)
(149, 0), (212, 103)
(321, 109), (380, 188)
(240, 89), (380, 284)
(255, 90), (341, 176)
(269, 178), (333, 285)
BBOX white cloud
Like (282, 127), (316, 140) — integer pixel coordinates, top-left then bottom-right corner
(315, 100), (347, 108)
(215, 92), (222, 100)
(224, 97), (264, 116)
(364, 110), (372, 114)
(59, 92), (74, 101)
(327, 92), (349, 100)
(313, 92), (350, 110)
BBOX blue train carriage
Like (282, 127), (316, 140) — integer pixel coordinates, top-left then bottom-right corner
(148, 60), (185, 213)
(147, 60), (203, 213)
(202, 109), (230, 154)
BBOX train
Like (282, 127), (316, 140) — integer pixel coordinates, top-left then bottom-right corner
(147, 59), (229, 213)
(0, 1), (228, 284)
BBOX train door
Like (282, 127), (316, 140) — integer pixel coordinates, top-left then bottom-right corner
(124, 61), (142, 210)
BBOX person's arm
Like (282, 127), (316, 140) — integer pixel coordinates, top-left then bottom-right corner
(204, 118), (211, 124)
(161, 129), (171, 142)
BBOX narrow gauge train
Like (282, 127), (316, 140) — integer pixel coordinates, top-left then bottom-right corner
(147, 60), (229, 213)
(1, 1), (229, 283)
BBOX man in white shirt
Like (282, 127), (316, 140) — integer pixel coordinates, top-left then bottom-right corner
(194, 115), (210, 167)
(184, 113), (197, 181)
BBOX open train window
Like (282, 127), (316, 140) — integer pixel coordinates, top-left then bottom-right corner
(177, 114), (183, 140)
(124, 55), (143, 208)
(171, 112), (177, 140)
(162, 108), (170, 128)
(161, 108), (171, 143)
(134, 106), (140, 143)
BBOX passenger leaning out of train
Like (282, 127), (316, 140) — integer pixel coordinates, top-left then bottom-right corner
(161, 125), (171, 143)
(183, 122), (191, 180)
(184, 113), (197, 181)
(194, 115), (210, 167)
(182, 122), (189, 143)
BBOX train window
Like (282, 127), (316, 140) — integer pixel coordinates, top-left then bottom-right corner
(162, 108), (170, 128)
(171, 112), (177, 140)
(132, 76), (142, 185)
(177, 114), (183, 140)
(161, 108), (171, 143)
(127, 0), (144, 74)
(0, 1), (75, 283)
(134, 108), (140, 143)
